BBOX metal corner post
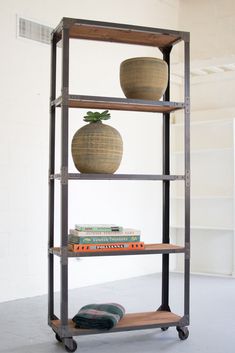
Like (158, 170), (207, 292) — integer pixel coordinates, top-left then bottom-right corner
(160, 46), (172, 312)
(60, 25), (70, 331)
(184, 35), (190, 322)
(48, 32), (57, 322)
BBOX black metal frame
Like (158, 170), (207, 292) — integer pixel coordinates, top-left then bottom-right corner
(48, 31), (57, 323)
(48, 17), (190, 346)
(155, 45), (172, 314)
(184, 35), (190, 324)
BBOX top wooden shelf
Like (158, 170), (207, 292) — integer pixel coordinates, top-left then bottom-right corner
(53, 18), (187, 48)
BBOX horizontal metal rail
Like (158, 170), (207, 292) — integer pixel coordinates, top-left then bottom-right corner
(50, 319), (181, 338)
(49, 245), (185, 257)
(52, 17), (188, 46)
(51, 94), (184, 113)
(51, 173), (185, 181)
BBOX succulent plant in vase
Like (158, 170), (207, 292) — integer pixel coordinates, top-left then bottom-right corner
(83, 110), (111, 122)
(71, 110), (123, 174)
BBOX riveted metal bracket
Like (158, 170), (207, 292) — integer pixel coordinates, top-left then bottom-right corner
(62, 17), (77, 30)
(61, 167), (68, 185)
(60, 246), (69, 265)
(178, 315), (189, 327)
(181, 31), (190, 42)
(185, 242), (190, 260)
(186, 170), (190, 187)
(48, 170), (53, 182)
(182, 31), (190, 43)
(185, 96), (190, 114)
(59, 325), (71, 337)
(60, 257), (68, 266)
(61, 87), (69, 106)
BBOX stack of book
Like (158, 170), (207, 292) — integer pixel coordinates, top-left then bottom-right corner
(68, 224), (144, 253)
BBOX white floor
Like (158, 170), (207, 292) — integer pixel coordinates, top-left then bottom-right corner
(0, 273), (235, 353)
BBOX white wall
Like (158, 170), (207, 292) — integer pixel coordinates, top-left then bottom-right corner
(0, 0), (181, 302)
(170, 0), (235, 276)
(179, 0), (235, 61)
(178, 0), (235, 111)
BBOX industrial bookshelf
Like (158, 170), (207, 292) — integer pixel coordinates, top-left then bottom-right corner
(48, 17), (190, 352)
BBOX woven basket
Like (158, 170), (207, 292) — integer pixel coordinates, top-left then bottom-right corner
(120, 57), (168, 100)
(71, 121), (123, 174)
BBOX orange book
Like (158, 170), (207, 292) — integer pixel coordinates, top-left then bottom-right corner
(68, 242), (145, 252)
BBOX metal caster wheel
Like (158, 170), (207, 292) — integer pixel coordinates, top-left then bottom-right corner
(161, 327), (169, 331)
(64, 339), (77, 353)
(55, 332), (63, 343)
(176, 326), (189, 340)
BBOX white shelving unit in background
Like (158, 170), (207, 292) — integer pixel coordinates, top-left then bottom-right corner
(171, 116), (235, 277)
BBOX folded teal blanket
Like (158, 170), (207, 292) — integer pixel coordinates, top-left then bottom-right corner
(72, 303), (125, 330)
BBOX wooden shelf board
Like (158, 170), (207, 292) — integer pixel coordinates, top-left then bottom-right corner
(51, 311), (182, 336)
(54, 18), (184, 48)
(50, 243), (185, 257)
(52, 95), (184, 113)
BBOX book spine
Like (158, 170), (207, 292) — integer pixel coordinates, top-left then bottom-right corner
(75, 225), (123, 232)
(68, 242), (145, 252)
(69, 234), (141, 244)
(70, 229), (140, 237)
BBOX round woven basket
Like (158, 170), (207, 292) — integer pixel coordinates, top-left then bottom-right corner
(71, 121), (123, 174)
(120, 57), (168, 100)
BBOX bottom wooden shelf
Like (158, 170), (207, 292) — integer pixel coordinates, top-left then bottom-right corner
(51, 311), (182, 336)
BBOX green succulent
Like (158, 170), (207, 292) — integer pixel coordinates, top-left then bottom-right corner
(83, 110), (111, 122)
